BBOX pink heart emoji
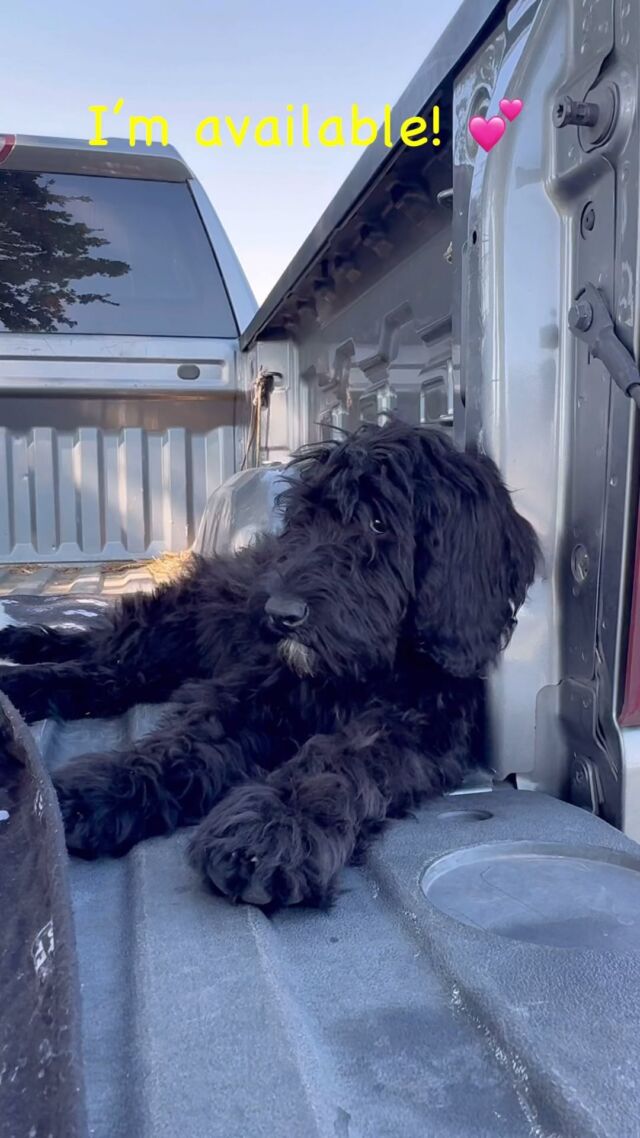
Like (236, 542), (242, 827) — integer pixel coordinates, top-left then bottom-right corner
(468, 115), (506, 152)
(499, 98), (523, 122)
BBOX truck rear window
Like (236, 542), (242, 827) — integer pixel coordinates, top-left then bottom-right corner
(0, 171), (237, 337)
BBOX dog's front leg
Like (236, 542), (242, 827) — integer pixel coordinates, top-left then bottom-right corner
(0, 623), (98, 664)
(54, 681), (273, 859)
(0, 657), (187, 723)
(188, 705), (471, 908)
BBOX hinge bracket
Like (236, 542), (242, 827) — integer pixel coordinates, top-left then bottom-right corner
(568, 283), (640, 403)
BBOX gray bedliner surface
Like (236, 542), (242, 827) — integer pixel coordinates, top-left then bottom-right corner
(3, 468), (640, 1137)
(20, 712), (640, 1138)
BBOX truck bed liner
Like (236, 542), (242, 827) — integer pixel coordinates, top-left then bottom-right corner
(5, 695), (637, 1138)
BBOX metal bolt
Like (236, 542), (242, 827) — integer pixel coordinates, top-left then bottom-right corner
(568, 299), (594, 333)
(553, 96), (600, 128)
(571, 543), (590, 584)
(581, 203), (596, 234)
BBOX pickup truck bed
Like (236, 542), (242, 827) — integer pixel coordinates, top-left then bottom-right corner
(3, 1), (640, 1129)
(3, 564), (640, 1138)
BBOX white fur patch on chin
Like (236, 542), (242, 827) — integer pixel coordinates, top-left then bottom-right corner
(277, 638), (318, 678)
(0, 658), (19, 666)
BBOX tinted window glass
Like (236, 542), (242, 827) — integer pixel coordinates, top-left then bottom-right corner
(0, 171), (237, 336)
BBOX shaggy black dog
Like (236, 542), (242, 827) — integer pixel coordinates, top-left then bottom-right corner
(0, 421), (538, 908)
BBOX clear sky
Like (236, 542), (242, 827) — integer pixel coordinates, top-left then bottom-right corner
(1, 0), (462, 303)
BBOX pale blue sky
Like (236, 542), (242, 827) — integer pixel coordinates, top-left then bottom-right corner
(1, 0), (462, 301)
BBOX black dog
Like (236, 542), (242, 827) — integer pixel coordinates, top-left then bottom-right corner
(0, 421), (538, 908)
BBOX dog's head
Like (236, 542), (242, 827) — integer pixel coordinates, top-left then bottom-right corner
(258, 420), (539, 680)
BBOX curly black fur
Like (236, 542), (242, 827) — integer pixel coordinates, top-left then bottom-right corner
(0, 421), (539, 908)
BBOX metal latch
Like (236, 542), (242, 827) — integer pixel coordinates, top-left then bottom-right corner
(568, 283), (640, 406)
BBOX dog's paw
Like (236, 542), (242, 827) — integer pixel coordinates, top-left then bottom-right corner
(54, 756), (170, 859)
(188, 783), (340, 909)
(0, 664), (54, 722)
(0, 665), (29, 701)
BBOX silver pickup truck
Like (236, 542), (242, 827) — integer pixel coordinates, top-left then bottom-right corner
(2, 1), (640, 1136)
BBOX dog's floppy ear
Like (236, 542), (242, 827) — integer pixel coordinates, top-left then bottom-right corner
(412, 432), (539, 677)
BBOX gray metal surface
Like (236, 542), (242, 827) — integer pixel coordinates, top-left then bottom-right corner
(456, 0), (640, 835)
(454, 0), (562, 802)
(0, 363), (237, 562)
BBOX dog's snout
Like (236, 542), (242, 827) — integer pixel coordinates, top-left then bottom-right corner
(265, 594), (309, 630)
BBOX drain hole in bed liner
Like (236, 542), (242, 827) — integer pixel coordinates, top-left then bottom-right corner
(438, 809), (493, 821)
(422, 841), (640, 950)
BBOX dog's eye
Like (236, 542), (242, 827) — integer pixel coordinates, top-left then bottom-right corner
(369, 518), (386, 535)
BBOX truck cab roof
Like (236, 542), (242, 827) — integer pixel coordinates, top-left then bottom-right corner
(1, 132), (192, 180)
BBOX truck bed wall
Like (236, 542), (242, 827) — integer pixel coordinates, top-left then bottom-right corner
(238, 0), (640, 834)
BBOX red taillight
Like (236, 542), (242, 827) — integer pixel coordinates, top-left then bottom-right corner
(0, 134), (16, 164)
(619, 510), (640, 726)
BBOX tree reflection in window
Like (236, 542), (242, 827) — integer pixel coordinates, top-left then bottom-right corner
(0, 172), (130, 332)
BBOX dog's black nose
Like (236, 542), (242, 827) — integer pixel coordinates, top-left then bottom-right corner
(265, 594), (309, 630)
